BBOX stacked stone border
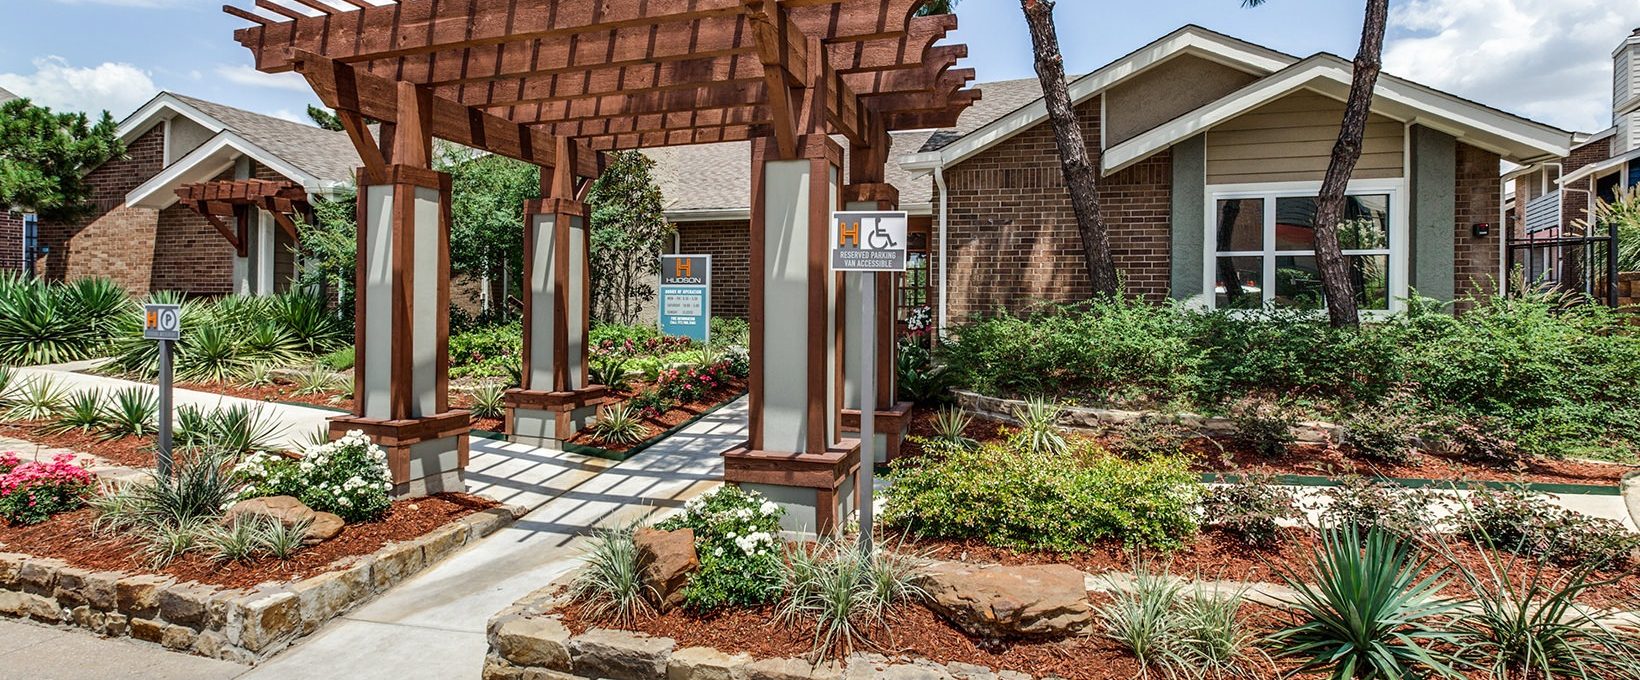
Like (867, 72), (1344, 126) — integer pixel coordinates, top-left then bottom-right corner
(954, 389), (1341, 444)
(0, 503), (525, 664)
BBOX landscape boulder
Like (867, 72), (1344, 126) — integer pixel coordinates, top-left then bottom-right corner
(633, 527), (698, 611)
(223, 496), (346, 543)
(915, 562), (1093, 639)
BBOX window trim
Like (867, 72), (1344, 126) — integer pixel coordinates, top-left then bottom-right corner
(1202, 178), (1409, 318)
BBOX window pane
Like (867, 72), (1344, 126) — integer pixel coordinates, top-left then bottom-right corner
(1274, 256), (1324, 309)
(1350, 254), (1390, 310)
(1274, 197), (1317, 250)
(1273, 194), (1391, 250)
(1214, 256), (1263, 309)
(1213, 199), (1263, 252)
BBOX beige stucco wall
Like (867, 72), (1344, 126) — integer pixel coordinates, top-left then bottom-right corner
(1104, 53), (1260, 147)
(1205, 90), (1404, 185)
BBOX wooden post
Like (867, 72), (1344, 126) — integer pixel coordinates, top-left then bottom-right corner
(327, 86), (470, 498)
(505, 137), (608, 449)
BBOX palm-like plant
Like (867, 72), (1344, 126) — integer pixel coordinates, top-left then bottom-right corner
(4, 375), (70, 421)
(1011, 395), (1068, 455)
(915, 0), (958, 15)
(1269, 526), (1464, 679)
(178, 323), (249, 383)
(469, 383), (507, 421)
(45, 388), (104, 435)
(100, 386), (158, 439)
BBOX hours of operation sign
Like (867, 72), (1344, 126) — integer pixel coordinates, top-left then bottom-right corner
(831, 211), (909, 272)
(659, 254), (711, 343)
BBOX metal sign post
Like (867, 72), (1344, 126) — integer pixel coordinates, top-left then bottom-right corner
(831, 211), (908, 554)
(659, 254), (712, 344)
(144, 304), (181, 477)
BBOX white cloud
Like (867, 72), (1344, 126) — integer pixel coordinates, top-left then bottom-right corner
(269, 109), (308, 124)
(214, 65), (313, 93)
(0, 56), (157, 117)
(1384, 0), (1640, 133)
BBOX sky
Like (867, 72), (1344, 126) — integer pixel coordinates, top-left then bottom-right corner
(3, 0), (1638, 135)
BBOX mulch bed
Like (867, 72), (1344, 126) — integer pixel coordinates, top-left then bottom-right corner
(901, 409), (1637, 487)
(0, 420), (156, 469)
(447, 392), (504, 433)
(179, 381), (353, 412)
(0, 493), (499, 590)
(563, 377), (747, 454)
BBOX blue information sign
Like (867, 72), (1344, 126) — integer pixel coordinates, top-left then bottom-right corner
(659, 254), (711, 343)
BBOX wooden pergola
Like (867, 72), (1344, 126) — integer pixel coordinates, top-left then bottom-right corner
(227, 0), (974, 528)
(175, 179), (311, 258)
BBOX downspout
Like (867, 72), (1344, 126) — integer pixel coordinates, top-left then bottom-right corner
(934, 163), (950, 337)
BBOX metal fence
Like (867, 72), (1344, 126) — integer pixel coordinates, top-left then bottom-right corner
(1505, 224), (1620, 307)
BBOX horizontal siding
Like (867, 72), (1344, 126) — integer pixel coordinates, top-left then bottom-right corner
(1206, 91), (1404, 185)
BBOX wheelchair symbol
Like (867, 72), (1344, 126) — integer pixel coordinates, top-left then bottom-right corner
(866, 219), (898, 250)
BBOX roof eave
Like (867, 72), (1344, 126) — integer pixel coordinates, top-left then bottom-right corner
(126, 131), (326, 209)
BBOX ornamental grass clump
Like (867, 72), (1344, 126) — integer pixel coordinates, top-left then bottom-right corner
(1096, 562), (1270, 679)
(884, 438), (1201, 553)
(570, 522), (653, 626)
(0, 452), (97, 525)
(655, 485), (785, 612)
(778, 540), (926, 659)
(232, 430), (393, 523)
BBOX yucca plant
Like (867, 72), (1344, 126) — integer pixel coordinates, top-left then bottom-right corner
(0, 273), (109, 366)
(1011, 395), (1068, 455)
(60, 276), (129, 340)
(298, 425), (332, 450)
(0, 366), (15, 401)
(240, 321), (301, 367)
(591, 404), (648, 446)
(177, 323), (249, 383)
(4, 375), (70, 421)
(1268, 526), (1464, 679)
(173, 404), (212, 448)
(269, 291), (346, 355)
(570, 523), (653, 626)
(929, 406), (976, 449)
(292, 362), (343, 397)
(1438, 523), (1640, 678)
(99, 386), (158, 439)
(45, 388), (104, 435)
(258, 516), (311, 560)
(469, 383), (507, 421)
(238, 362), (276, 388)
(203, 403), (285, 455)
(88, 484), (144, 536)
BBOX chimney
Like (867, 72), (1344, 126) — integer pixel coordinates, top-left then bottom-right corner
(1617, 29), (1640, 153)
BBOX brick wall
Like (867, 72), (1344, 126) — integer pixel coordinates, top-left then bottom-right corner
(37, 124), (240, 296)
(934, 94), (1173, 322)
(1560, 136), (1613, 230)
(0, 211), (22, 272)
(674, 219), (751, 318)
(1455, 142), (1502, 307)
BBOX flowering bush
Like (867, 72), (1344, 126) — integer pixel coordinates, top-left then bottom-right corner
(656, 485), (785, 613)
(656, 360), (735, 404)
(232, 430), (393, 523)
(0, 452), (96, 525)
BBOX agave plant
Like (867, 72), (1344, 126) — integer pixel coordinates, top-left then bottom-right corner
(1268, 526), (1464, 679)
(928, 406), (976, 449)
(45, 388), (105, 435)
(291, 362), (344, 397)
(591, 404), (648, 446)
(240, 321), (301, 367)
(1011, 395), (1068, 455)
(4, 375), (70, 421)
(0, 273), (112, 366)
(469, 382), (507, 421)
(100, 386), (158, 439)
(269, 291), (346, 355)
(177, 323), (250, 383)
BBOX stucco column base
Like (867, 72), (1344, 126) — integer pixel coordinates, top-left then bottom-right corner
(328, 410), (471, 498)
(723, 441), (861, 535)
(503, 386), (610, 448)
(840, 401), (915, 463)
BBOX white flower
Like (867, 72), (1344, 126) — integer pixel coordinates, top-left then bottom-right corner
(760, 501), (779, 516)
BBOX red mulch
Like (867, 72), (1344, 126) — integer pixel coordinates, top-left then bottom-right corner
(179, 381), (353, 412)
(447, 392), (504, 433)
(563, 378), (747, 453)
(0, 493), (498, 590)
(901, 409), (1637, 487)
(0, 421), (156, 469)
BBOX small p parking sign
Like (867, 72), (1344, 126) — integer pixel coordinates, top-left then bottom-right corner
(144, 304), (182, 341)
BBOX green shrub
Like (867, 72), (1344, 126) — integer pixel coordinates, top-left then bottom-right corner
(655, 486), (785, 613)
(1227, 397), (1297, 458)
(589, 322), (659, 349)
(895, 340), (953, 405)
(1317, 476), (1432, 538)
(0, 452), (97, 525)
(1199, 475), (1299, 547)
(231, 430), (392, 522)
(1189, 308), (1403, 407)
(884, 439), (1201, 552)
(321, 346), (355, 371)
(1461, 488), (1639, 569)
(449, 323), (522, 379)
(1340, 408), (1419, 465)
(709, 317), (749, 347)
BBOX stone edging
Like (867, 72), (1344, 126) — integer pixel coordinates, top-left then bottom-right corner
(0, 503), (526, 665)
(483, 579), (1039, 680)
(953, 389), (1341, 444)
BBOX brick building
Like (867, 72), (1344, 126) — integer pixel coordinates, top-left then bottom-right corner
(26, 92), (356, 295)
(647, 26), (1571, 333)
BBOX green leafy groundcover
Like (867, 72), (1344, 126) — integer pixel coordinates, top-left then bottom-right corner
(884, 438), (1202, 553)
(939, 294), (1640, 460)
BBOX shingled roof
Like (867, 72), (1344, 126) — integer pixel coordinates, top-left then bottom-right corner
(0, 87), (18, 105)
(168, 93), (359, 184)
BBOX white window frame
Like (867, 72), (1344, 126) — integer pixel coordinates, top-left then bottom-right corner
(1202, 178), (1409, 318)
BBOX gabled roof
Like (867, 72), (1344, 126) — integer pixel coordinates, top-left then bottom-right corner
(115, 92), (358, 206)
(902, 25), (1297, 172)
(0, 87), (18, 104)
(1102, 53), (1572, 173)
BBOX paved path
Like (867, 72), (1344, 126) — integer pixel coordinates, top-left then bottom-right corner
(0, 619), (247, 680)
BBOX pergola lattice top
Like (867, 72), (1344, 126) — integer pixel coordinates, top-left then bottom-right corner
(227, 0), (977, 177)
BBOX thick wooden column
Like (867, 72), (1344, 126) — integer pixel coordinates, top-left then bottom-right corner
(840, 153), (915, 463)
(723, 134), (860, 535)
(505, 137), (608, 448)
(328, 83), (470, 497)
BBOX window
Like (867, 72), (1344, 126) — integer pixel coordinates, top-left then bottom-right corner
(1207, 182), (1402, 314)
(22, 213), (38, 278)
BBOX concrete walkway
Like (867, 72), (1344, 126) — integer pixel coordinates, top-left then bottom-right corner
(0, 619), (246, 680)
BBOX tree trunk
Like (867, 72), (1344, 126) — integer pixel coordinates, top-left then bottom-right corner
(1312, 0), (1388, 327)
(1019, 0), (1120, 297)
